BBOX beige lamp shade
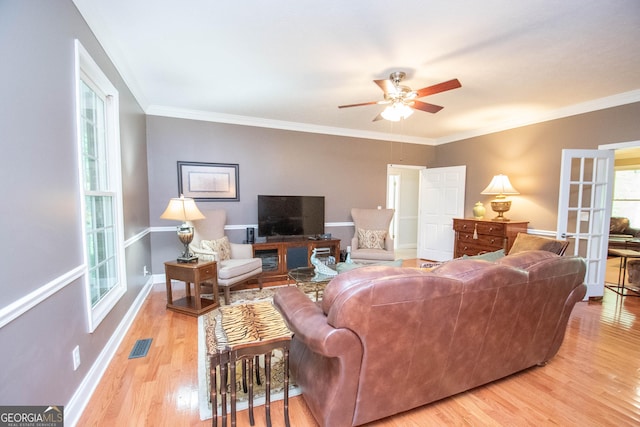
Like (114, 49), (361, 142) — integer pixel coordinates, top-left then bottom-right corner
(480, 175), (519, 222)
(480, 174), (519, 196)
(160, 195), (205, 222)
(160, 195), (205, 262)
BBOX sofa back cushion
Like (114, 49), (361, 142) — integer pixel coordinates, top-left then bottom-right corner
(508, 233), (569, 255)
(610, 217), (630, 234)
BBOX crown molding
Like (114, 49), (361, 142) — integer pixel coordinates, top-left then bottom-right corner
(147, 89), (640, 147)
(433, 89), (640, 145)
(145, 105), (437, 145)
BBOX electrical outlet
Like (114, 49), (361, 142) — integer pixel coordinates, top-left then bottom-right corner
(72, 346), (81, 371)
(143, 265), (149, 276)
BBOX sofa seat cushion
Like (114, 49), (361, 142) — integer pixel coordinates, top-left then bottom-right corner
(350, 247), (396, 262)
(218, 257), (262, 280)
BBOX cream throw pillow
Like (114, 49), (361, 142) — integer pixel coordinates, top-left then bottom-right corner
(202, 236), (232, 261)
(357, 228), (387, 249)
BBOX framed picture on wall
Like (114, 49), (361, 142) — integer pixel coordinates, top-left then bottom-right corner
(177, 161), (239, 201)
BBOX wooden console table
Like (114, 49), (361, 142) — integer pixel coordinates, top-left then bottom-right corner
(453, 218), (529, 258)
(253, 238), (340, 282)
(164, 260), (219, 316)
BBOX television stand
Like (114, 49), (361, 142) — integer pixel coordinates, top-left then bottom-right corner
(253, 237), (340, 283)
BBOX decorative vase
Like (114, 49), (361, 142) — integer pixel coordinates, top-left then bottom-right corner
(345, 246), (353, 264)
(473, 202), (486, 219)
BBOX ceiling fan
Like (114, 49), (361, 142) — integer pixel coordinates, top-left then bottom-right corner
(338, 71), (461, 122)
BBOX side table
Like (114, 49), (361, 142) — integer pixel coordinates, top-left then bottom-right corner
(209, 301), (292, 427)
(164, 260), (220, 316)
(605, 249), (640, 297)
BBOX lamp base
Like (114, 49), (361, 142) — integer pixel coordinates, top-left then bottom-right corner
(177, 255), (198, 263)
(176, 224), (198, 263)
(490, 199), (512, 222)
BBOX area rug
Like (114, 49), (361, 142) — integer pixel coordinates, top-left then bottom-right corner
(197, 282), (326, 421)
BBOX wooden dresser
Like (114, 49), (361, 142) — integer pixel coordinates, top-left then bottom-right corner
(453, 218), (529, 258)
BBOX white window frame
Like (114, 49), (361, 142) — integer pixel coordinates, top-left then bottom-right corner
(612, 168), (640, 227)
(74, 40), (126, 332)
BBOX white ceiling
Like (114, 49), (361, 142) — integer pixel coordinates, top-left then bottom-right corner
(72, 0), (640, 145)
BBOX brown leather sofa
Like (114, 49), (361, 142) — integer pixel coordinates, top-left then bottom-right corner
(609, 217), (640, 252)
(273, 250), (586, 427)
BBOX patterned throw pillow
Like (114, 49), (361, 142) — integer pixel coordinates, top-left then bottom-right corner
(202, 236), (232, 261)
(357, 228), (387, 249)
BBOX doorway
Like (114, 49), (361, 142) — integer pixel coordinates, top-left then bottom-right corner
(387, 165), (424, 257)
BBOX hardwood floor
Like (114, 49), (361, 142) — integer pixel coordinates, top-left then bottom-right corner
(78, 258), (640, 426)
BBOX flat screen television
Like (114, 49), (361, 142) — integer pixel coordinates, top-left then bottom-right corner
(258, 195), (325, 237)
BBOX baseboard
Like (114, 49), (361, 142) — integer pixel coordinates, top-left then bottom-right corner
(64, 275), (155, 426)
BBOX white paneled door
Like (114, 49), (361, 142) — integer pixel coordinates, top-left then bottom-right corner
(557, 149), (614, 299)
(417, 166), (466, 261)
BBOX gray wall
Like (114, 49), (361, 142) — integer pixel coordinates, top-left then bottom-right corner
(433, 102), (640, 231)
(147, 116), (435, 271)
(0, 0), (151, 409)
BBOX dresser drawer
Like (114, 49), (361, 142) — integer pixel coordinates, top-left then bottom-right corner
(475, 222), (505, 237)
(456, 241), (492, 257)
(199, 265), (217, 280)
(457, 232), (504, 250)
(454, 219), (505, 237)
(453, 219), (477, 233)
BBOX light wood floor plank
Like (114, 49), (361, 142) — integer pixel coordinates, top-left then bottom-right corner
(78, 258), (640, 426)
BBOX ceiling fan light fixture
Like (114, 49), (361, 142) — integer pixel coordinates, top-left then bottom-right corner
(381, 102), (414, 121)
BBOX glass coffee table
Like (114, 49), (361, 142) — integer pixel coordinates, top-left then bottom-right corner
(288, 266), (336, 301)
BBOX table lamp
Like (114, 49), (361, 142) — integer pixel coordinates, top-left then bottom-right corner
(480, 174), (519, 221)
(160, 195), (205, 263)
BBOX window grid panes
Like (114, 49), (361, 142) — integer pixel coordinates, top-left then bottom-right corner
(80, 79), (119, 309)
(612, 169), (640, 227)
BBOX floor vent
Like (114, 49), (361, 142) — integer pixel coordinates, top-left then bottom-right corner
(129, 338), (152, 359)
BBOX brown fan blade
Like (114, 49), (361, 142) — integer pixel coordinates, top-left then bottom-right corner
(374, 79), (395, 93)
(412, 100), (444, 114)
(338, 101), (380, 109)
(372, 113), (384, 122)
(415, 79), (461, 98)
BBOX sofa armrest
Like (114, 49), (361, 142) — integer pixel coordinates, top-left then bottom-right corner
(274, 287), (361, 357)
(628, 226), (640, 238)
(351, 236), (358, 251)
(384, 236), (394, 251)
(230, 242), (253, 259)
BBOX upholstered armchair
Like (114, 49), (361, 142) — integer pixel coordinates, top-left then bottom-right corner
(349, 208), (395, 264)
(189, 209), (262, 304)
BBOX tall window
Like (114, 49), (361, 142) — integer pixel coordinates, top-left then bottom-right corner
(612, 169), (640, 227)
(75, 40), (125, 332)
